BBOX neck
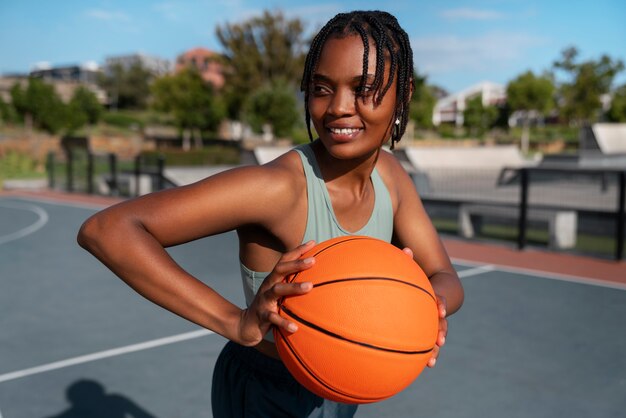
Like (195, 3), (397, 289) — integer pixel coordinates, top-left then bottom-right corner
(311, 140), (380, 186)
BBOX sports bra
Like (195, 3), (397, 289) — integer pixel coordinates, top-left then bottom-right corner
(239, 143), (394, 339)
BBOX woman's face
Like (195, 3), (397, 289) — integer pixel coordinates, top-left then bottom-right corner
(308, 34), (397, 161)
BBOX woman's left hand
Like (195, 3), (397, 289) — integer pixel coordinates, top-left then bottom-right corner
(402, 247), (448, 368)
(428, 294), (447, 368)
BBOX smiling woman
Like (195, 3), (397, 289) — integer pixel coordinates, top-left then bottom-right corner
(77, 10), (463, 418)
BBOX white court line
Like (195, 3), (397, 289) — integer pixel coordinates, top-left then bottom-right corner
(457, 264), (496, 278)
(453, 257), (626, 291)
(4, 195), (110, 211)
(0, 329), (214, 384)
(0, 201), (49, 245)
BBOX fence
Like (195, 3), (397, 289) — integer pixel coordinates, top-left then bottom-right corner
(47, 150), (172, 198)
(418, 166), (626, 261)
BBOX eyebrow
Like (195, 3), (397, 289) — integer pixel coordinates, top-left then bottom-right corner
(312, 73), (376, 83)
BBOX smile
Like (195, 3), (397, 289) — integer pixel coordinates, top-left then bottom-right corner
(328, 127), (362, 135)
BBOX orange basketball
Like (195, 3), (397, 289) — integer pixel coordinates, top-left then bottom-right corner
(273, 236), (438, 404)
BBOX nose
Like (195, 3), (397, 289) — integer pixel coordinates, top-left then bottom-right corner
(327, 87), (356, 117)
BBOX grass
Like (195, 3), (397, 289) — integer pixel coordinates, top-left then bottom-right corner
(431, 217), (619, 257)
(0, 151), (46, 180)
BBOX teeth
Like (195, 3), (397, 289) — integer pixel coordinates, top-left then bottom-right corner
(329, 128), (360, 135)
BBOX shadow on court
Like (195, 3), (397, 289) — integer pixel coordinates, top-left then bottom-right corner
(43, 379), (157, 418)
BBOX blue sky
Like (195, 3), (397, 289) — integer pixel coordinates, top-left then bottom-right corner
(1, 0), (625, 93)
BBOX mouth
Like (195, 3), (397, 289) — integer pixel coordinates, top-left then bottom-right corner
(326, 126), (363, 141)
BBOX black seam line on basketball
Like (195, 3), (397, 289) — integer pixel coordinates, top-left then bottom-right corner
(288, 236), (373, 284)
(277, 327), (377, 402)
(313, 277), (436, 302)
(281, 306), (434, 355)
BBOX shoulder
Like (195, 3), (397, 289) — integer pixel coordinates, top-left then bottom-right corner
(374, 148), (415, 209)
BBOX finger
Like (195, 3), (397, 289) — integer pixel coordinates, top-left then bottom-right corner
(268, 281), (313, 298)
(402, 247), (413, 258)
(438, 317), (448, 347)
(270, 256), (316, 283)
(428, 345), (440, 368)
(436, 295), (447, 318)
(281, 240), (317, 263)
(267, 311), (298, 333)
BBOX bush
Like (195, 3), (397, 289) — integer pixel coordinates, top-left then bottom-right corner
(142, 146), (240, 166)
(101, 111), (144, 130)
(0, 150), (44, 180)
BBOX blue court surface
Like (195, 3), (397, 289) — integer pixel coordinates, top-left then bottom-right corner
(1, 196), (625, 418)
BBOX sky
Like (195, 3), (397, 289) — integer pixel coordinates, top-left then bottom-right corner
(1, 0), (625, 93)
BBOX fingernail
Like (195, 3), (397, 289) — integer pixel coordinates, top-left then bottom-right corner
(441, 336), (446, 345)
(288, 323), (298, 332)
(302, 257), (314, 265)
(430, 358), (436, 367)
(300, 282), (313, 291)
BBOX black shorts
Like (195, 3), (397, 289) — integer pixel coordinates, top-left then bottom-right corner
(211, 341), (358, 418)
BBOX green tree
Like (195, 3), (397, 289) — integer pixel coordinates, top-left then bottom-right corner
(506, 70), (555, 153)
(216, 10), (306, 118)
(243, 79), (300, 138)
(152, 68), (226, 150)
(11, 78), (67, 134)
(70, 86), (103, 125)
(463, 96), (498, 137)
(99, 63), (153, 110)
(553, 46), (624, 124)
(409, 71), (437, 129)
(607, 85), (626, 122)
(0, 94), (19, 124)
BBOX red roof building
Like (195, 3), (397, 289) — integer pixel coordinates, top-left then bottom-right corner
(175, 47), (225, 90)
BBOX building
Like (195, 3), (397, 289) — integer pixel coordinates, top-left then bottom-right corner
(30, 61), (101, 85)
(175, 47), (225, 89)
(433, 81), (506, 126)
(104, 53), (172, 77)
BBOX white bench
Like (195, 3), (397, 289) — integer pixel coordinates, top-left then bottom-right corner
(458, 204), (578, 249)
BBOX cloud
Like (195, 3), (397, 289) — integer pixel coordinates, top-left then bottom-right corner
(412, 31), (547, 76)
(85, 9), (131, 22)
(440, 8), (505, 21)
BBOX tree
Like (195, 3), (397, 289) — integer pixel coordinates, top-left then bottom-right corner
(152, 68), (226, 150)
(216, 10), (306, 118)
(99, 63), (153, 110)
(70, 86), (103, 125)
(553, 46), (624, 125)
(0, 94), (18, 125)
(409, 72), (437, 129)
(11, 78), (66, 134)
(463, 96), (498, 137)
(243, 78), (300, 138)
(607, 85), (626, 122)
(506, 70), (555, 153)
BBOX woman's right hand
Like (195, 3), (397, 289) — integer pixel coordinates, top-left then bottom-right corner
(236, 241), (316, 346)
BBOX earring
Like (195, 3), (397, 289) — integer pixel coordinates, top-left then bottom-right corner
(395, 118), (400, 125)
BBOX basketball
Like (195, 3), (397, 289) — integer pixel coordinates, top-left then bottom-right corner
(273, 236), (438, 404)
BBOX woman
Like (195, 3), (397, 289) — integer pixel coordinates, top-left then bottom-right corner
(78, 10), (464, 418)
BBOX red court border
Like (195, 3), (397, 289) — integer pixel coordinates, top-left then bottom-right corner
(3, 189), (624, 287)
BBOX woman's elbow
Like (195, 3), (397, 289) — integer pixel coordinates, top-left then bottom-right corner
(77, 213), (111, 253)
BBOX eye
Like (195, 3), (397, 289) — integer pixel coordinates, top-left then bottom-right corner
(355, 85), (375, 102)
(355, 85), (374, 96)
(311, 83), (331, 96)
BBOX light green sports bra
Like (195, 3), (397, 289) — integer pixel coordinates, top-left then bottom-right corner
(240, 143), (394, 338)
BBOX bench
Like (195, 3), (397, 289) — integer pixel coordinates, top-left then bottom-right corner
(458, 204), (578, 249)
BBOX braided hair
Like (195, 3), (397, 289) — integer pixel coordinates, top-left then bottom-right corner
(301, 10), (414, 149)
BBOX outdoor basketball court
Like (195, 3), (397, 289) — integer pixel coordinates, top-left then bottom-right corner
(1, 194), (625, 417)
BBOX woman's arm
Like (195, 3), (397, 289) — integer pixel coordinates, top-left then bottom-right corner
(380, 153), (464, 367)
(77, 164), (310, 346)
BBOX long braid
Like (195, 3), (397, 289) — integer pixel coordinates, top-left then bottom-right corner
(301, 11), (415, 147)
